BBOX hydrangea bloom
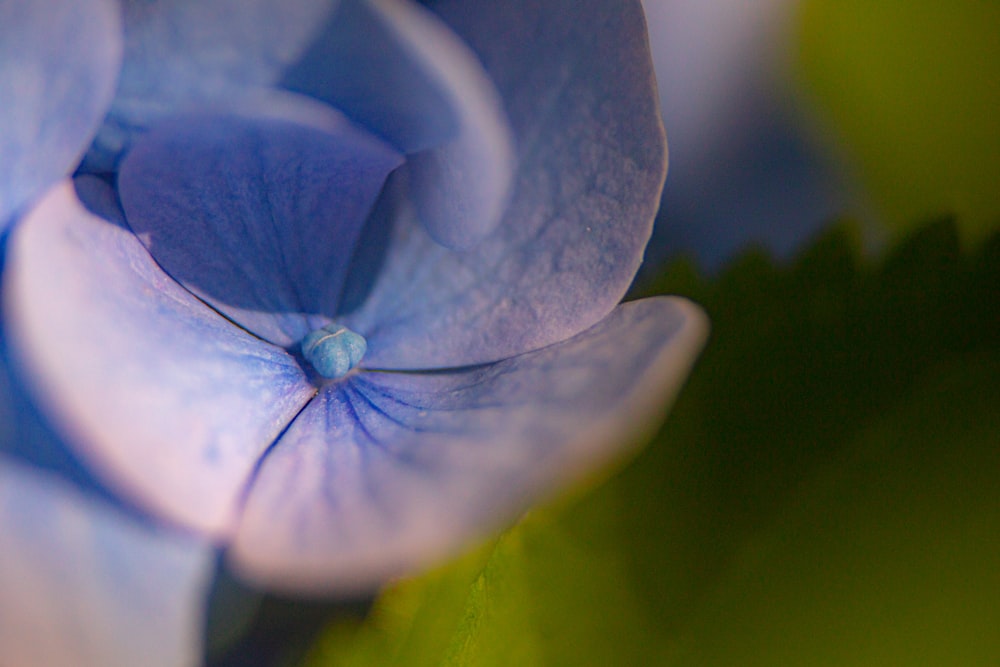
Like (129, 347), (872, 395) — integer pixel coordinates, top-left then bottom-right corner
(641, 0), (854, 269)
(2, 0), (707, 663)
(2, 1), (212, 664)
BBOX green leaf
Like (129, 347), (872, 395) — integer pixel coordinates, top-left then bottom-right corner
(667, 356), (1000, 666)
(796, 0), (1000, 243)
(305, 221), (1000, 666)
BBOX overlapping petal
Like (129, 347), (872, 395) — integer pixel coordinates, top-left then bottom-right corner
(118, 113), (401, 348)
(641, 0), (850, 270)
(1, 302), (107, 493)
(0, 297), (13, 452)
(284, 0), (514, 249)
(230, 297), (707, 593)
(0, 458), (212, 667)
(0, 0), (121, 228)
(84, 0), (337, 171)
(2, 0), (695, 620)
(339, 0), (667, 369)
(3, 178), (316, 535)
(85, 0), (513, 252)
(2, 274), (210, 667)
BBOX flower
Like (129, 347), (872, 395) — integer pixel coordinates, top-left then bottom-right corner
(2, 1), (212, 664)
(0, 0), (117, 230)
(640, 0), (854, 270)
(0, 448), (211, 667)
(2, 0), (707, 663)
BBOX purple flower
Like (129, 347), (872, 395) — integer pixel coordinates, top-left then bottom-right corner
(0, 0), (118, 230)
(641, 0), (855, 270)
(3, 4), (211, 664)
(2, 0), (707, 663)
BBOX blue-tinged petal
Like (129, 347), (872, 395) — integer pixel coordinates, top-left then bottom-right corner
(84, 0), (338, 171)
(230, 297), (707, 593)
(0, 284), (13, 451)
(2, 178), (315, 536)
(118, 113), (401, 349)
(0, 458), (212, 667)
(340, 0), (666, 369)
(1, 297), (112, 494)
(284, 0), (514, 249)
(0, 0), (121, 228)
(641, 0), (852, 271)
(3, 304), (211, 665)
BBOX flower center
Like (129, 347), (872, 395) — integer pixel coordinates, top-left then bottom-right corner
(300, 323), (367, 379)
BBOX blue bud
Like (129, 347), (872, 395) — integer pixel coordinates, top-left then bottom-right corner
(300, 323), (367, 379)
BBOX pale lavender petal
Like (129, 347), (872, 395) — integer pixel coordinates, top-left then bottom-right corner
(1, 315), (106, 492)
(0, 0), (121, 227)
(0, 458), (212, 667)
(641, 0), (851, 270)
(86, 0), (515, 253)
(0, 305), (14, 454)
(644, 0), (793, 169)
(230, 297), (707, 593)
(118, 113), (401, 348)
(84, 0), (338, 171)
(284, 0), (514, 249)
(341, 0), (666, 369)
(2, 178), (315, 536)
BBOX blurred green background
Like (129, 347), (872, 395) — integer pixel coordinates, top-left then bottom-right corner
(799, 0), (1000, 244)
(297, 2), (1000, 665)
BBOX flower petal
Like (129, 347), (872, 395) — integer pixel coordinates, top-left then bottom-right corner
(641, 0), (851, 270)
(3, 178), (315, 536)
(84, 0), (338, 171)
(284, 0), (514, 249)
(230, 297), (707, 593)
(118, 113), (401, 349)
(340, 0), (667, 369)
(87, 0), (513, 250)
(1, 308), (107, 494)
(0, 0), (121, 228)
(0, 458), (212, 667)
